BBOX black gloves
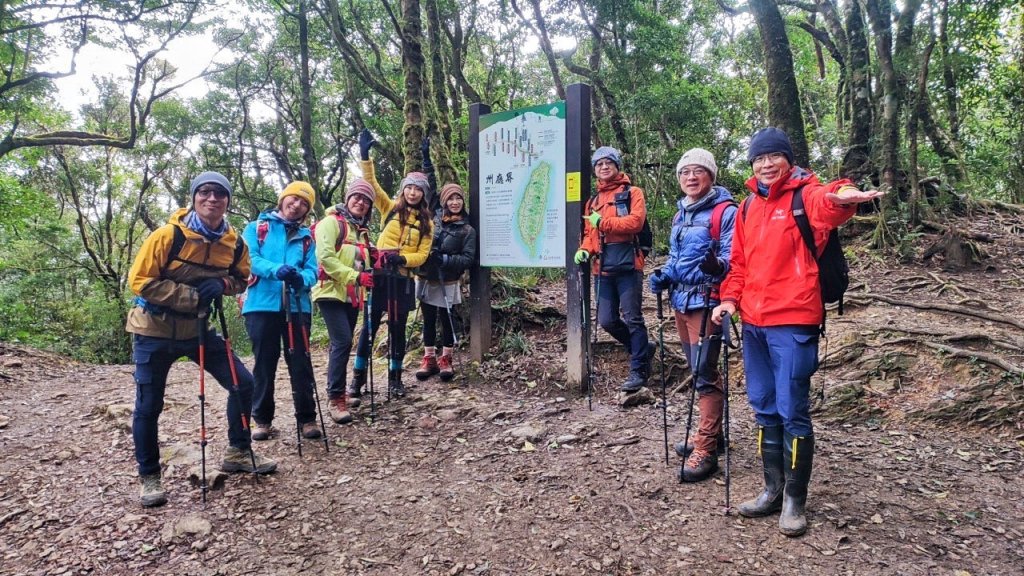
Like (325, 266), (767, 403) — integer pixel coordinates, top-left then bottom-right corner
(358, 128), (377, 161)
(649, 269), (671, 294)
(380, 252), (406, 268)
(285, 270), (305, 291)
(425, 251), (442, 268)
(699, 250), (724, 276)
(421, 137), (431, 168)
(275, 264), (296, 280)
(196, 277), (225, 311)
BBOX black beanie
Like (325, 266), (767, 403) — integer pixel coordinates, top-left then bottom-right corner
(747, 127), (794, 165)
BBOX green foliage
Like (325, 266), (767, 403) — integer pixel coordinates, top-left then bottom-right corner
(1, 0), (1023, 365)
(0, 248), (130, 363)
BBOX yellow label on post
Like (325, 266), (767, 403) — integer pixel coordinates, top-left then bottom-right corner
(566, 172), (581, 202)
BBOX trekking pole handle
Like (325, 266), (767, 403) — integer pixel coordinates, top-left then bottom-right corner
(721, 311), (732, 347)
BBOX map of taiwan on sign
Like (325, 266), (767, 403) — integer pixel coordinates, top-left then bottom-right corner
(478, 102), (566, 267)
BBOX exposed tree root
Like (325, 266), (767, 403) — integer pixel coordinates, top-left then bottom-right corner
(921, 342), (1022, 374)
(972, 198), (1024, 215)
(868, 323), (1024, 353)
(920, 220), (995, 242)
(856, 293), (1024, 331)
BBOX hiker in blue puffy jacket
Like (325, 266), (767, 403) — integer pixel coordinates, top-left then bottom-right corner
(241, 182), (320, 442)
(649, 148), (737, 483)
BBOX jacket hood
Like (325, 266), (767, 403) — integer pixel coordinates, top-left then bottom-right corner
(676, 185), (735, 214)
(596, 172), (631, 195)
(745, 166), (820, 199)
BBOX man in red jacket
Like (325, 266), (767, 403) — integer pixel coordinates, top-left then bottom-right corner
(713, 127), (882, 536)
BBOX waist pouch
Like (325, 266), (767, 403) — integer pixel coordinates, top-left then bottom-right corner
(601, 242), (636, 275)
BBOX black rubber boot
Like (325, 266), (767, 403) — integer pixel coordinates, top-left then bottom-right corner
(737, 424), (785, 518)
(388, 369), (406, 398)
(779, 432), (815, 537)
(348, 368), (366, 408)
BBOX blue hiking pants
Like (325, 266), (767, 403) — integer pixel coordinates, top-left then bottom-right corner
(741, 323), (819, 437)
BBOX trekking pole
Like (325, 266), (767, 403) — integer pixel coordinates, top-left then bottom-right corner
(579, 263), (594, 412)
(215, 298), (259, 485)
(437, 268), (466, 387)
(588, 234), (605, 411)
(196, 311), (210, 504)
(291, 285), (329, 452)
(386, 268), (395, 402)
(364, 290), (378, 420)
(720, 310), (734, 514)
(283, 285), (305, 457)
(678, 284), (713, 483)
(655, 272), (669, 465)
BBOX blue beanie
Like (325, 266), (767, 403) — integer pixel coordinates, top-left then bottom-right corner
(747, 127), (794, 165)
(189, 171), (232, 200)
(591, 146), (622, 169)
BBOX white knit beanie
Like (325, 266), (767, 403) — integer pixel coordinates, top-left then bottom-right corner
(675, 148), (718, 182)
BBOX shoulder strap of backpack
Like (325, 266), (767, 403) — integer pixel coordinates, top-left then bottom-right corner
(709, 200), (737, 241)
(333, 212), (348, 251)
(302, 234), (313, 261)
(790, 186), (817, 258)
(165, 224), (243, 273)
(167, 225), (186, 266)
(230, 234), (244, 272)
(256, 220), (269, 248)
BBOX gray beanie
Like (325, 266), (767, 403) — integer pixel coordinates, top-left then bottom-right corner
(675, 148), (717, 182)
(399, 171), (430, 196)
(189, 171), (233, 200)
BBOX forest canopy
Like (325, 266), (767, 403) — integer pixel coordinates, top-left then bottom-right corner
(1, 0), (1022, 362)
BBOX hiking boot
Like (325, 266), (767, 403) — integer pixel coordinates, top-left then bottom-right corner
(139, 474), (167, 508)
(221, 446), (277, 475)
(328, 397), (353, 424)
(620, 367), (648, 393)
(738, 425), (785, 518)
(438, 354), (454, 382)
(348, 368), (366, 408)
(416, 356), (439, 381)
(251, 421), (273, 441)
(681, 448), (719, 482)
(388, 370), (406, 398)
(301, 421), (322, 439)
(779, 433), (815, 537)
(674, 434), (727, 459)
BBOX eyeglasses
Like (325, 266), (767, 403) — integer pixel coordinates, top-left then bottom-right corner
(752, 152), (787, 167)
(594, 159), (617, 169)
(678, 167), (708, 178)
(349, 195), (372, 206)
(195, 187), (229, 200)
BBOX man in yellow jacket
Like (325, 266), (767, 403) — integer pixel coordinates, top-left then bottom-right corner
(126, 171), (276, 508)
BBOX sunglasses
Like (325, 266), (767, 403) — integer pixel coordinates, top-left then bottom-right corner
(195, 187), (229, 200)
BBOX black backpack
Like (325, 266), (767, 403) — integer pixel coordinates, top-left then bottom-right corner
(742, 186), (849, 323)
(611, 185), (653, 257)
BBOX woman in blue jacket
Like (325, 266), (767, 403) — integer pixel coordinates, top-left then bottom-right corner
(649, 148), (737, 482)
(241, 182), (320, 441)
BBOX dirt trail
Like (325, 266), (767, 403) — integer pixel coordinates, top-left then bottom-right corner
(0, 330), (1021, 576)
(1, 208), (1023, 575)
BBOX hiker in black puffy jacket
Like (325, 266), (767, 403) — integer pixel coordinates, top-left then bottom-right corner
(415, 138), (477, 382)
